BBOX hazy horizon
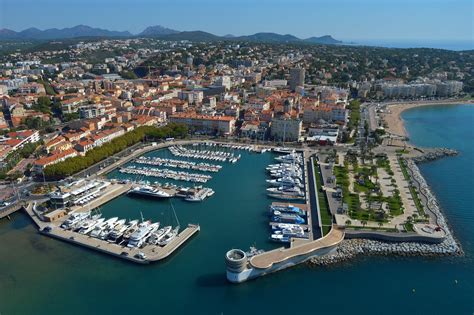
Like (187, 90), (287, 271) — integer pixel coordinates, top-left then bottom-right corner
(0, 0), (472, 41)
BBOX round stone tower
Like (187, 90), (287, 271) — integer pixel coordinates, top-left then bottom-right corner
(225, 249), (248, 273)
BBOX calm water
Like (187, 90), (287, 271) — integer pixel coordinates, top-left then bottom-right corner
(1, 106), (473, 314)
(344, 39), (474, 51)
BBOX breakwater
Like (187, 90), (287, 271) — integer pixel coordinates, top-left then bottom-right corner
(412, 148), (458, 163)
(310, 154), (463, 267)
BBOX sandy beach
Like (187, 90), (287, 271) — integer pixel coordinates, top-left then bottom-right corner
(382, 99), (474, 137)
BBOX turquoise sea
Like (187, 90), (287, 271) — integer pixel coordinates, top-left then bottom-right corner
(0, 104), (473, 314)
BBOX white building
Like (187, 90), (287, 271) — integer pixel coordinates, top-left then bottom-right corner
(216, 76), (231, 90)
(270, 117), (302, 142)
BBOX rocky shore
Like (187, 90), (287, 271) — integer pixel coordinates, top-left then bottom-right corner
(412, 148), (458, 163)
(310, 155), (463, 267)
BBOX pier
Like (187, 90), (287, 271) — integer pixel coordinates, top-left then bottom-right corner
(225, 226), (345, 283)
(39, 223), (200, 264)
(69, 182), (132, 213)
(249, 227), (345, 269)
(119, 166), (212, 183)
(0, 202), (25, 220)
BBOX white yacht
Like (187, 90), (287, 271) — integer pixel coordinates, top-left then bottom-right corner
(90, 217), (118, 238)
(122, 220), (140, 240)
(127, 221), (157, 248)
(147, 226), (172, 245)
(157, 226), (179, 246)
(60, 211), (91, 230)
(99, 219), (125, 240)
(78, 218), (104, 235)
(108, 219), (134, 242)
(266, 177), (303, 187)
(128, 185), (173, 199)
(273, 147), (295, 154)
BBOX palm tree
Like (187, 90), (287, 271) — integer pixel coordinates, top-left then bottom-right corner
(345, 219), (352, 226)
(378, 221), (383, 228)
(361, 220), (367, 228)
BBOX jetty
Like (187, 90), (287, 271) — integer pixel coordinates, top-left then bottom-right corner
(119, 166), (212, 183)
(249, 227), (344, 269)
(40, 223), (200, 264)
(23, 201), (199, 264)
(135, 156), (222, 172)
(225, 226), (345, 283)
(0, 202), (25, 220)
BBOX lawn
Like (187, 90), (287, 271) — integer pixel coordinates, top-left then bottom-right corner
(314, 161), (333, 235)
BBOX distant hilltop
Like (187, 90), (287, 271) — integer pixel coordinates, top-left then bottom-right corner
(0, 24), (342, 45)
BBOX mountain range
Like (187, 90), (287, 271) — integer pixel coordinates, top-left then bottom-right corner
(0, 25), (342, 45)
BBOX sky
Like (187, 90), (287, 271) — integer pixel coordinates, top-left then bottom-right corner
(0, 0), (473, 41)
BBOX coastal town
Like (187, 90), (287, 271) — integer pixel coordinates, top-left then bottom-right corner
(0, 33), (471, 282)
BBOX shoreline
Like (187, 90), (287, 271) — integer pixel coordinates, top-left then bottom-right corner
(310, 103), (469, 267)
(382, 99), (474, 138)
(310, 159), (463, 267)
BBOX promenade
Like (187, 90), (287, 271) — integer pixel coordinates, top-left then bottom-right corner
(249, 226), (344, 269)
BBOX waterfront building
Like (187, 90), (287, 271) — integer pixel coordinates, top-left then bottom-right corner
(270, 117), (302, 142)
(169, 113), (236, 135)
(303, 105), (347, 124)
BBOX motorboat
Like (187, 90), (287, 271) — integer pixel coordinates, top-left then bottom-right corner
(270, 205), (305, 215)
(60, 211), (91, 230)
(128, 185), (173, 199)
(271, 213), (305, 224)
(157, 226), (179, 246)
(78, 218), (104, 234)
(267, 186), (304, 196)
(90, 217), (118, 238)
(99, 219), (124, 240)
(127, 221), (157, 248)
(267, 177), (303, 187)
(108, 219), (135, 242)
(147, 226), (172, 245)
(270, 234), (290, 243)
(122, 220), (140, 240)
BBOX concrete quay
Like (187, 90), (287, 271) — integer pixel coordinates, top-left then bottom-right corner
(0, 202), (25, 220)
(22, 198), (200, 264)
(39, 224), (199, 264)
(69, 182), (132, 214)
(249, 227), (344, 269)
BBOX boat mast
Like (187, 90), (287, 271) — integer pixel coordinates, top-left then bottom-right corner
(169, 200), (180, 229)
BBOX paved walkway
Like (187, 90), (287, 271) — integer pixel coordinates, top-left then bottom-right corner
(249, 226), (344, 269)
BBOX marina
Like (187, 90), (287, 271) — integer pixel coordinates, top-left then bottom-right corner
(169, 145), (241, 163)
(2, 110), (473, 314)
(128, 183), (215, 202)
(119, 166), (213, 183)
(41, 222), (200, 264)
(265, 152), (306, 201)
(193, 141), (272, 153)
(17, 143), (287, 269)
(135, 156), (222, 173)
(26, 190), (199, 264)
